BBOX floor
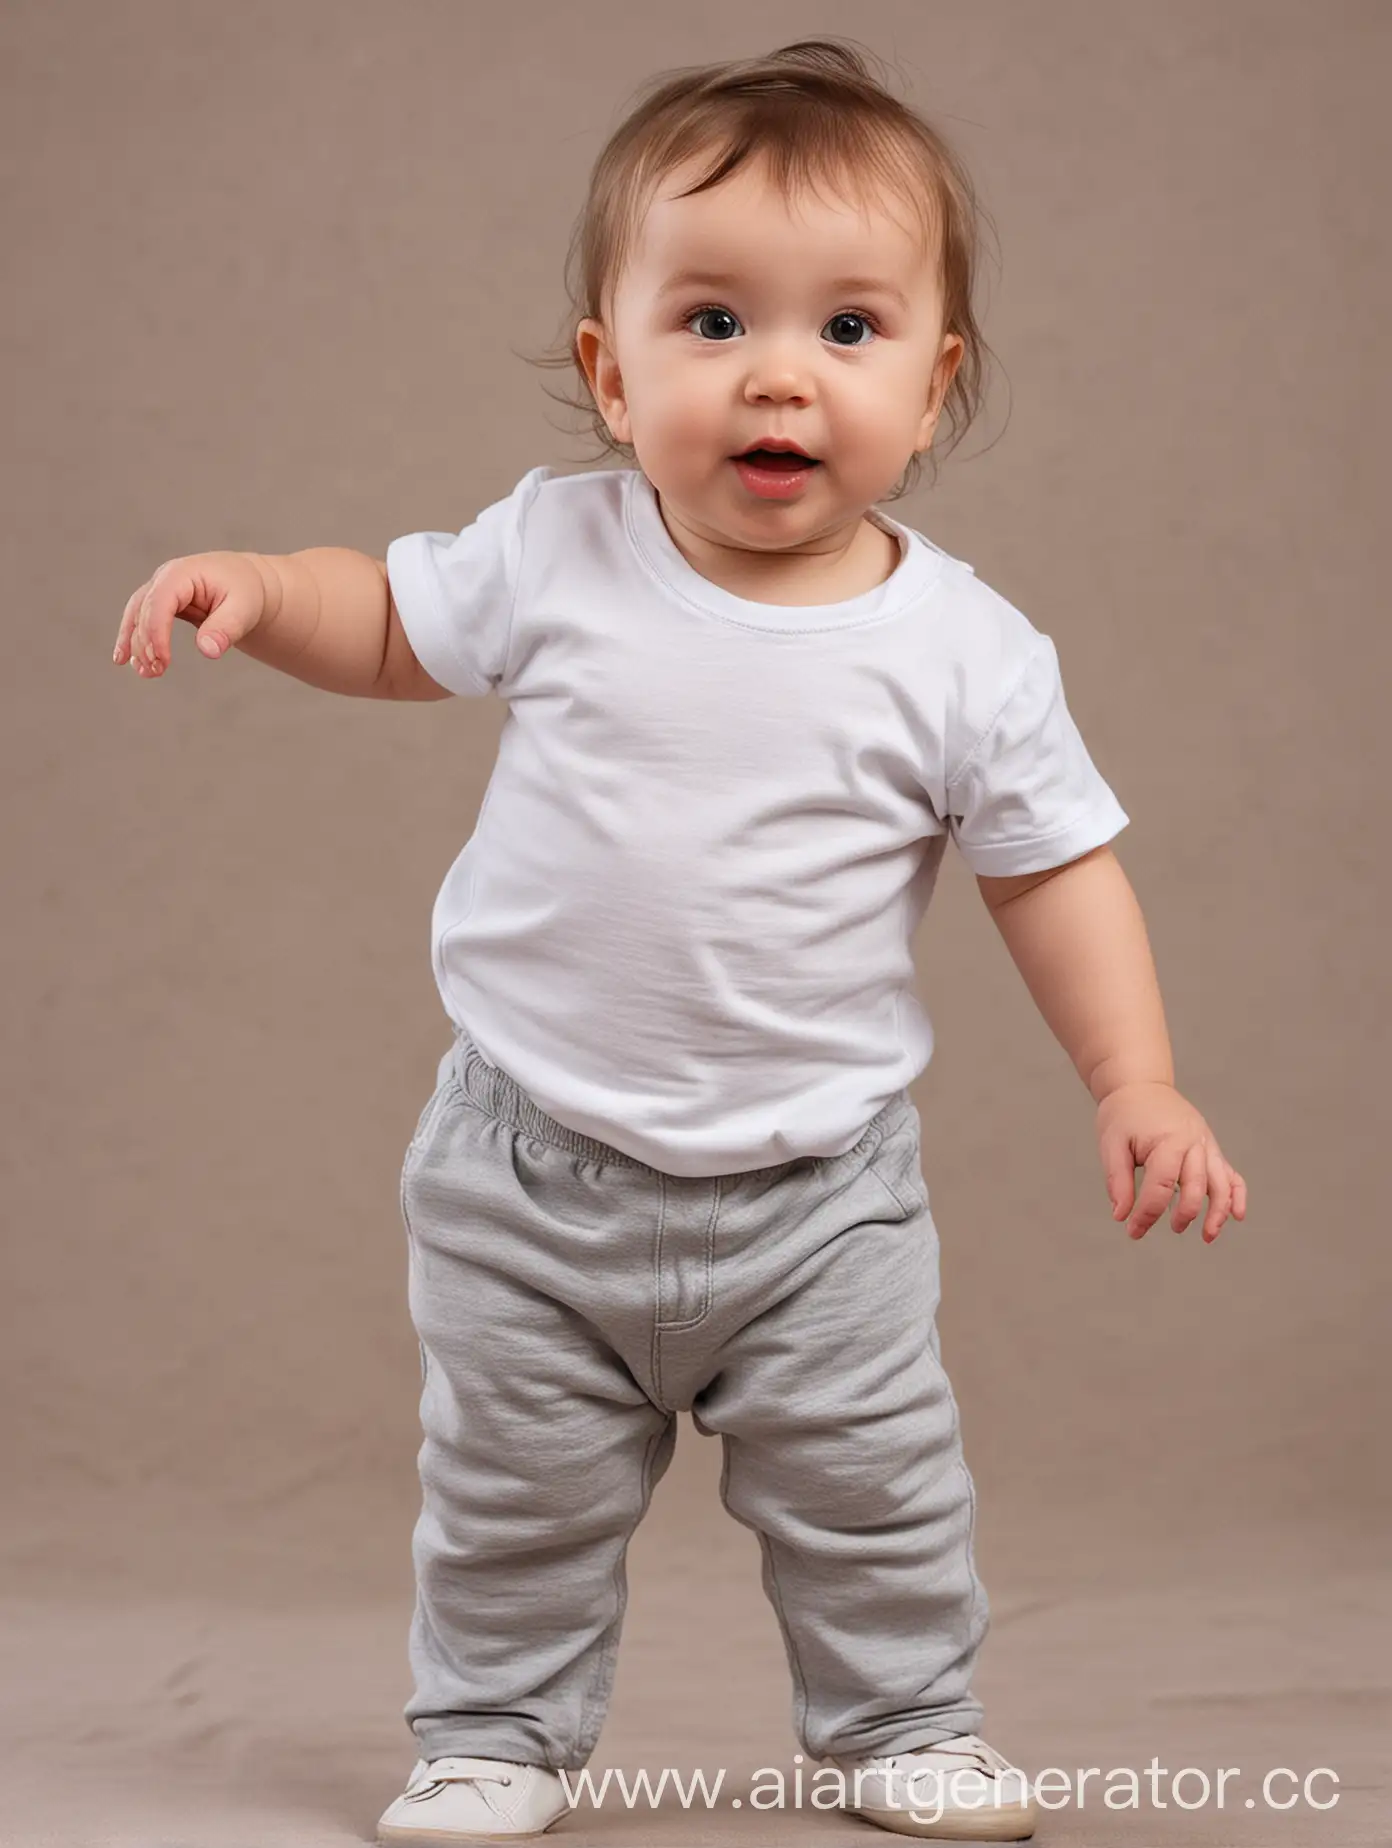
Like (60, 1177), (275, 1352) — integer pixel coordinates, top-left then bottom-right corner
(3, 1429), (1387, 1847)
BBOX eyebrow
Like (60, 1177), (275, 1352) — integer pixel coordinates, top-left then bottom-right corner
(654, 269), (911, 311)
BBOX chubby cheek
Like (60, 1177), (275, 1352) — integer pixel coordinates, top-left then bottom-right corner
(827, 406), (905, 477)
(642, 379), (729, 470)
(876, 369), (933, 445)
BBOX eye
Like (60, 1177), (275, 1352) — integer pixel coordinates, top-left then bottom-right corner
(822, 310), (879, 348)
(681, 305), (883, 346)
(684, 305), (742, 341)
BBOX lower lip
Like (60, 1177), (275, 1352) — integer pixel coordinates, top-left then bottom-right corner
(731, 457), (820, 500)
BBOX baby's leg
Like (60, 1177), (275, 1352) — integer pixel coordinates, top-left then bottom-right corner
(398, 1051), (677, 1772)
(690, 1101), (989, 1764)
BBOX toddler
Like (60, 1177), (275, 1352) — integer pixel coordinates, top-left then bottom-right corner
(114, 38), (1246, 1846)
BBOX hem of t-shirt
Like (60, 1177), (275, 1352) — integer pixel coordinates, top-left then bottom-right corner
(954, 793), (1130, 876)
(384, 532), (494, 697)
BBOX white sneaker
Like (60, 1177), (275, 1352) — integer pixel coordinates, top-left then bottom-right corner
(835, 1733), (1036, 1840)
(376, 1756), (572, 1843)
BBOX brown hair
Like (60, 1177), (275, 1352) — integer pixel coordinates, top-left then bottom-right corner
(518, 37), (1002, 500)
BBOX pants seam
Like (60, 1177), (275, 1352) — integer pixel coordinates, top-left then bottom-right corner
(654, 1177), (722, 1332)
(717, 1433), (814, 1754)
(573, 1413), (674, 1761)
(936, 1344), (988, 1652)
(651, 1177), (669, 1404)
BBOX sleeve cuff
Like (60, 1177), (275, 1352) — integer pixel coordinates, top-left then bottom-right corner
(953, 789), (1130, 875)
(384, 531), (493, 698)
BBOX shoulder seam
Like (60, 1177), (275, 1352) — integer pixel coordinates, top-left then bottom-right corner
(497, 467), (547, 690)
(947, 635), (1051, 798)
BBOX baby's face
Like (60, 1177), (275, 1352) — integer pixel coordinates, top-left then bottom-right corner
(577, 152), (962, 556)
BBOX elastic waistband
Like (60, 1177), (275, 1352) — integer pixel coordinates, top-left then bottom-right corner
(449, 1028), (914, 1181)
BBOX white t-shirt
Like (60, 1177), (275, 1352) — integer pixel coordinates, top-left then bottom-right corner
(386, 465), (1129, 1177)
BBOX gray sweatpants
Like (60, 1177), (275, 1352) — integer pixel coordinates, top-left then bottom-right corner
(398, 1029), (990, 1770)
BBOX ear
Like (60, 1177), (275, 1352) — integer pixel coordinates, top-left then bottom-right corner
(915, 333), (965, 452)
(575, 318), (632, 446)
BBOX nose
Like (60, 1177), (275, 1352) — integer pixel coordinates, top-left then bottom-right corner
(741, 338), (815, 404)
(743, 369), (812, 405)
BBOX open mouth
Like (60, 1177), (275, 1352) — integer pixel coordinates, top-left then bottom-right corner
(735, 447), (821, 471)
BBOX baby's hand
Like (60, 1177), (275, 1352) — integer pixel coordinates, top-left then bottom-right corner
(1096, 1081), (1247, 1243)
(114, 551), (270, 678)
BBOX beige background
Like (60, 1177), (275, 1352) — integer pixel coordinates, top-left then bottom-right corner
(3, 1), (1388, 1843)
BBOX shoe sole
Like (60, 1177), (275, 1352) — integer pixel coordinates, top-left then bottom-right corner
(378, 1823), (565, 1846)
(850, 1799), (1036, 1841)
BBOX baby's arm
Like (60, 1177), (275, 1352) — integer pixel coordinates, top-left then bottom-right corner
(239, 550), (450, 701)
(116, 548), (450, 701)
(980, 847), (1247, 1239)
(978, 845), (1171, 1101)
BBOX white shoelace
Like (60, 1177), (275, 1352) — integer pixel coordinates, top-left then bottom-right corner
(407, 1756), (519, 1799)
(862, 1734), (1021, 1778)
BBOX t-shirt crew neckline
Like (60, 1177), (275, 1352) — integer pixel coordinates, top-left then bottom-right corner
(624, 466), (941, 633)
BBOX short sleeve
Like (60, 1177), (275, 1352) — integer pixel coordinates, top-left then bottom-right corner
(384, 466), (547, 697)
(947, 635), (1130, 875)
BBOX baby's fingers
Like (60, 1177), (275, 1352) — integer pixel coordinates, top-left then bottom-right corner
(115, 575), (176, 675)
(1170, 1141), (1209, 1234)
(114, 580), (154, 671)
(116, 562), (189, 676)
(1202, 1153), (1240, 1243)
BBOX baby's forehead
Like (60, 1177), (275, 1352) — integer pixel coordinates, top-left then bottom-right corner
(644, 160), (921, 239)
(626, 167), (936, 292)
